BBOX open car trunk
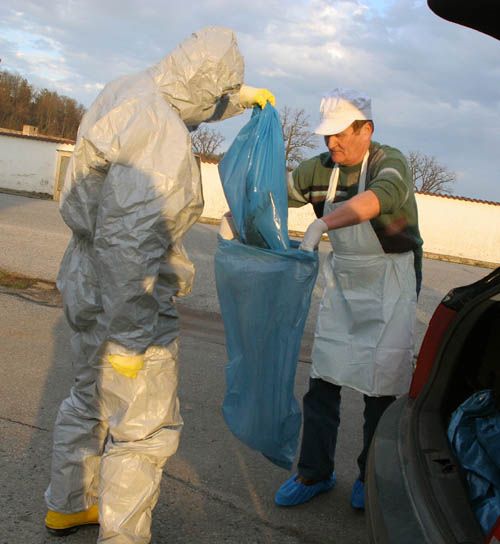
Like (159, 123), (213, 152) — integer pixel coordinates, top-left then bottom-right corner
(411, 268), (500, 541)
(367, 268), (500, 543)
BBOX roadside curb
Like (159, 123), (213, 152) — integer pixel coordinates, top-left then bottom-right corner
(0, 270), (60, 307)
(0, 188), (53, 200)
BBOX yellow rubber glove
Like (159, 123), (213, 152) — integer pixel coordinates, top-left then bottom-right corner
(239, 84), (276, 109)
(107, 354), (145, 379)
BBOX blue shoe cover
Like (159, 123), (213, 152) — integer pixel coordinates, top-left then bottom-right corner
(275, 473), (336, 506)
(351, 479), (365, 510)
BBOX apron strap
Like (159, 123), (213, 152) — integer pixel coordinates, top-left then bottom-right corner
(325, 151), (370, 203)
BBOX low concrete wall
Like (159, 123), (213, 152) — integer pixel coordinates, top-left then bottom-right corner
(199, 161), (228, 220)
(1, 139), (497, 267)
(0, 133), (73, 197)
(199, 160), (322, 233)
(199, 161), (500, 267)
(416, 193), (500, 267)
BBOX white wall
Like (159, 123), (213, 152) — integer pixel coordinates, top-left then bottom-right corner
(416, 193), (500, 265)
(199, 160), (321, 231)
(0, 134), (73, 196)
(199, 161), (500, 267)
(199, 160), (229, 220)
(1, 140), (498, 267)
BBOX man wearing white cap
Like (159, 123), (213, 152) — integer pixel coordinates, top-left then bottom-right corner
(275, 88), (422, 510)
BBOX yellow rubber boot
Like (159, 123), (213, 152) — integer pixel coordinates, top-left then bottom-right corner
(45, 504), (99, 535)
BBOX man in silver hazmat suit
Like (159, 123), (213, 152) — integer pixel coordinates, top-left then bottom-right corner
(44, 26), (275, 543)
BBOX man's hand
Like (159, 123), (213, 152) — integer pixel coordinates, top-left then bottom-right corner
(239, 85), (276, 109)
(299, 218), (328, 251)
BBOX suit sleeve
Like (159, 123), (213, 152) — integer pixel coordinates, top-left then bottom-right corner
(91, 100), (200, 353)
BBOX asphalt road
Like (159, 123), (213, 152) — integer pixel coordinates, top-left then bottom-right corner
(0, 192), (491, 348)
(0, 292), (369, 544)
(0, 192), (493, 543)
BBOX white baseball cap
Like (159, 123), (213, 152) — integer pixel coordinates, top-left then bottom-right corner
(314, 88), (372, 135)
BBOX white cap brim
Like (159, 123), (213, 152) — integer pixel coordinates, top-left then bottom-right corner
(315, 88), (372, 136)
(314, 115), (358, 136)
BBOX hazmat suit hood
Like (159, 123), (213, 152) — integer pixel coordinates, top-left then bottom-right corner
(150, 26), (245, 127)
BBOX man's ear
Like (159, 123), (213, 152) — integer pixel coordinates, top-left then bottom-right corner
(363, 122), (374, 136)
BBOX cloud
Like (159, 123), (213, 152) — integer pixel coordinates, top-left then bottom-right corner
(0, 0), (499, 200)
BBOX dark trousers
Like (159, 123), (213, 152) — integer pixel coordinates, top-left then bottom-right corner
(298, 378), (395, 482)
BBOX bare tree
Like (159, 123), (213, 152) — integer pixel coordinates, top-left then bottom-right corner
(407, 150), (456, 194)
(280, 106), (316, 169)
(191, 126), (225, 158)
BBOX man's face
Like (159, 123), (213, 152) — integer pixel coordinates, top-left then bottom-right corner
(325, 123), (372, 166)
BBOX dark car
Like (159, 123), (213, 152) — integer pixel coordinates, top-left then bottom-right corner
(366, 3), (500, 543)
(366, 267), (500, 543)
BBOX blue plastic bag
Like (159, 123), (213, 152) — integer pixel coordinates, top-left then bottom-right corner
(215, 239), (318, 469)
(215, 105), (319, 469)
(218, 105), (289, 250)
(448, 389), (500, 534)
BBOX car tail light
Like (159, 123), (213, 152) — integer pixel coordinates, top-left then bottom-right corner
(486, 516), (500, 543)
(409, 303), (457, 399)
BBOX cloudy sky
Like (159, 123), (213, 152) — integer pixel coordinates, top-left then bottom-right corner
(1, 0), (499, 201)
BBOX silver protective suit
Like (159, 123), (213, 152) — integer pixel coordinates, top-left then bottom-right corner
(45, 27), (244, 543)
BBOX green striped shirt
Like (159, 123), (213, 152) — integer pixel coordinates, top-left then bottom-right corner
(289, 141), (423, 279)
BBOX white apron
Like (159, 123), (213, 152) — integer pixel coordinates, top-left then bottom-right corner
(311, 152), (417, 397)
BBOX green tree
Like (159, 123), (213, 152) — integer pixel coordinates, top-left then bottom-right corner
(0, 71), (33, 129)
(0, 69), (85, 139)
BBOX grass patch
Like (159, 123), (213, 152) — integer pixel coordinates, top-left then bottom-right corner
(0, 270), (37, 289)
